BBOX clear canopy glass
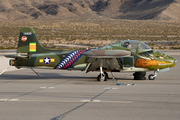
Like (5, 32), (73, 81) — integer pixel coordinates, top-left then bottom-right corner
(121, 40), (151, 52)
(99, 40), (151, 52)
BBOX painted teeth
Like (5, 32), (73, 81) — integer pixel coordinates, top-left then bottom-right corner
(56, 50), (88, 69)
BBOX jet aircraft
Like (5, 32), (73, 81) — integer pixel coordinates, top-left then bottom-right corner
(3, 27), (177, 81)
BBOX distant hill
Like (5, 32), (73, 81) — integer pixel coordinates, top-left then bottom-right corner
(0, 0), (179, 21)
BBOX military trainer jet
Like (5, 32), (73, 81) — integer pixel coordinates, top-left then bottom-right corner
(4, 27), (177, 81)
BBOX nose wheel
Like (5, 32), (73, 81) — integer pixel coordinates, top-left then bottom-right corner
(148, 74), (155, 80)
(148, 69), (159, 80)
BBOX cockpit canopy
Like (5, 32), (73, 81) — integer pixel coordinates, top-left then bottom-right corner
(121, 40), (151, 52)
(100, 40), (151, 53)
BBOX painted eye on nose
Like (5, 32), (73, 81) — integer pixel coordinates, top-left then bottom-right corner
(159, 56), (164, 59)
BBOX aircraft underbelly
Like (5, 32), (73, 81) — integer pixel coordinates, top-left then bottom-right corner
(87, 58), (120, 72)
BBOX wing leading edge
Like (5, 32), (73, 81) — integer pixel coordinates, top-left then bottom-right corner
(82, 50), (131, 58)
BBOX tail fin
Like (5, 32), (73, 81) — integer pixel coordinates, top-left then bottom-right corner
(17, 27), (50, 54)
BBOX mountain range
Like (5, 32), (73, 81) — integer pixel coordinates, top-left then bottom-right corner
(0, 0), (180, 21)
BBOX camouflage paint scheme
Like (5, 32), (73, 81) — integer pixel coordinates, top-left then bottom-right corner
(5, 27), (176, 74)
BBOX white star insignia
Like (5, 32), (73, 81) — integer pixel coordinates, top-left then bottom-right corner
(44, 57), (51, 64)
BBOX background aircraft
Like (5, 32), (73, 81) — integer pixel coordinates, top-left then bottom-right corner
(4, 27), (177, 81)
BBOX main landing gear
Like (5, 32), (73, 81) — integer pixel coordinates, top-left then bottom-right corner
(133, 72), (146, 80)
(148, 69), (159, 80)
(133, 69), (159, 80)
(97, 66), (108, 81)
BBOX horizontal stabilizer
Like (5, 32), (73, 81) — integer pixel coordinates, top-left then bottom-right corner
(82, 50), (131, 58)
(4, 54), (28, 58)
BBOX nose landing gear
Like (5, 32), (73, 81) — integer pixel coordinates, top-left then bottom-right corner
(148, 69), (159, 80)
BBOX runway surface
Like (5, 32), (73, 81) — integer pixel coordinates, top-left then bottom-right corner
(0, 51), (180, 120)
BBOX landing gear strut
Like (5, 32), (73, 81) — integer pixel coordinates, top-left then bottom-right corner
(148, 69), (159, 80)
(31, 68), (40, 76)
(97, 67), (107, 81)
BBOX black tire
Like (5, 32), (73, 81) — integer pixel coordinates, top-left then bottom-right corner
(97, 74), (107, 81)
(134, 76), (146, 80)
(133, 72), (146, 80)
(133, 72), (146, 76)
(148, 74), (155, 80)
(104, 72), (109, 79)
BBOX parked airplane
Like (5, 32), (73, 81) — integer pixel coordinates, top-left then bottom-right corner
(4, 27), (177, 81)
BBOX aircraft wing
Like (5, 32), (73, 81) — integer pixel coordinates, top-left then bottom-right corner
(82, 50), (131, 58)
(4, 54), (28, 58)
(82, 50), (131, 72)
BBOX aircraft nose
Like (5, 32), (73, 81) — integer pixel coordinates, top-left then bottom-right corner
(174, 59), (177, 63)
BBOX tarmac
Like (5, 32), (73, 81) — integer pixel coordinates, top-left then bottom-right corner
(0, 50), (180, 120)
